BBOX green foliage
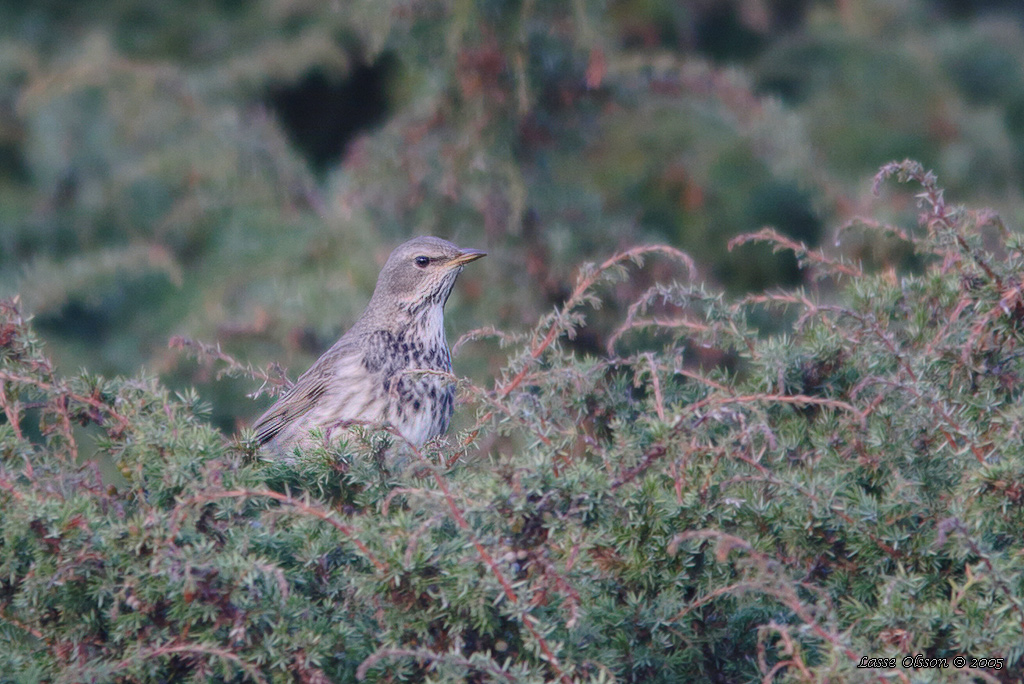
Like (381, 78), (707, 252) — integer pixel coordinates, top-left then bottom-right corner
(3, 163), (1024, 682)
(6, 0), (1024, 436)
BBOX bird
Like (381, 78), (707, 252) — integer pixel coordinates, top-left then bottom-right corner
(253, 236), (485, 458)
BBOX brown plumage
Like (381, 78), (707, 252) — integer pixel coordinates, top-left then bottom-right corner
(253, 236), (485, 457)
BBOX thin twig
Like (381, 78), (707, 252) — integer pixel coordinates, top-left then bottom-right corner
(426, 466), (573, 684)
(356, 646), (514, 682)
(0, 370), (131, 432)
(179, 489), (387, 572)
(112, 642), (268, 684)
(729, 227), (863, 279)
(498, 245), (694, 399)
(0, 383), (23, 440)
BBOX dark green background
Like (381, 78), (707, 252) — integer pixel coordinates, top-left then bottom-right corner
(2, 0), (1023, 431)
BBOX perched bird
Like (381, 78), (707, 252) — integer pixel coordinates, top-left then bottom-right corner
(253, 236), (485, 457)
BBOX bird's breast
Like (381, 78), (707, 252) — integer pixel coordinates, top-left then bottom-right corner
(360, 311), (454, 446)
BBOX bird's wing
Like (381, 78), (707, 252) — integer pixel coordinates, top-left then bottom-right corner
(251, 365), (330, 446)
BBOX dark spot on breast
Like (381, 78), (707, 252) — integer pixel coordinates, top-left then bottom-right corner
(363, 330), (395, 373)
(413, 399), (421, 411)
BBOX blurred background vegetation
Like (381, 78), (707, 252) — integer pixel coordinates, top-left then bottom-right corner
(2, 0), (1024, 433)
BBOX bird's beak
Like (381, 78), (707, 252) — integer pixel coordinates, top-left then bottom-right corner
(451, 248), (487, 266)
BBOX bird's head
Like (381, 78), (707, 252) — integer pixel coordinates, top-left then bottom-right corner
(370, 236), (486, 315)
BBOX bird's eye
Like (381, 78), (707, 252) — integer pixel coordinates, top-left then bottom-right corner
(414, 256), (430, 268)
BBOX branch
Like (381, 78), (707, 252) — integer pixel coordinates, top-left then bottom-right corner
(356, 647), (514, 682)
(426, 466), (572, 684)
(498, 245), (694, 399)
(729, 227), (863, 279)
(0, 382), (23, 440)
(178, 489), (387, 572)
(0, 370), (131, 433)
(112, 642), (268, 684)
(169, 336), (292, 399)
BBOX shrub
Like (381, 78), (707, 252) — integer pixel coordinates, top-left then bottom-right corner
(2, 161), (1023, 682)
